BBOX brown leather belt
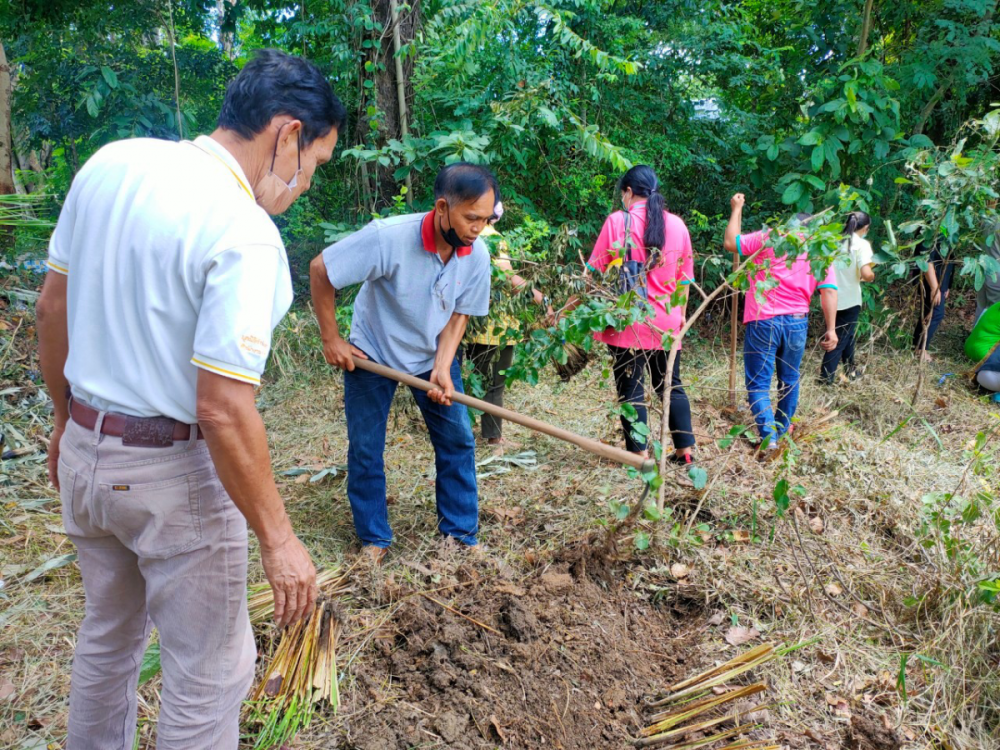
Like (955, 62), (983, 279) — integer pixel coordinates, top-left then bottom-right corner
(70, 399), (203, 447)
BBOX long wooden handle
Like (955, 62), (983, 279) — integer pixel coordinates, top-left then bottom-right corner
(351, 357), (656, 474)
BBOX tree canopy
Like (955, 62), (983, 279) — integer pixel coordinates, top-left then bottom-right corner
(2, 0), (999, 284)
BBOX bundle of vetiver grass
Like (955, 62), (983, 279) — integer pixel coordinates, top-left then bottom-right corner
(245, 598), (342, 749)
(635, 644), (780, 749)
(242, 567), (352, 748)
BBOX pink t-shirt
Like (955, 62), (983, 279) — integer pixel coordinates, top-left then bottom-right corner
(587, 202), (694, 350)
(738, 229), (837, 324)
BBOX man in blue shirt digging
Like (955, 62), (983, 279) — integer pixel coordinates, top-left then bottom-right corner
(310, 163), (496, 563)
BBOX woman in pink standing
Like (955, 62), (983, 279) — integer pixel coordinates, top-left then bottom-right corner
(586, 165), (696, 463)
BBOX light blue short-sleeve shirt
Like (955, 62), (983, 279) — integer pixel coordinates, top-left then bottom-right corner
(322, 211), (491, 375)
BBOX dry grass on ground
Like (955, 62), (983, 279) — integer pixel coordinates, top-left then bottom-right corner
(2, 286), (999, 749)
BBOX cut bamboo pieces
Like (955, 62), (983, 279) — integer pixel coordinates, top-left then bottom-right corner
(635, 723), (757, 749)
(634, 643), (779, 749)
(647, 643), (776, 707)
(641, 684), (767, 734)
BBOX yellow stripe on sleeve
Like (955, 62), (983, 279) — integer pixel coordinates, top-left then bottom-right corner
(46, 260), (69, 274)
(190, 357), (261, 384)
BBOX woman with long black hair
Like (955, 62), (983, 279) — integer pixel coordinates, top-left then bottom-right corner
(820, 210), (875, 383)
(584, 165), (697, 463)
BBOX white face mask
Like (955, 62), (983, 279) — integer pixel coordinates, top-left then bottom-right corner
(255, 130), (303, 216)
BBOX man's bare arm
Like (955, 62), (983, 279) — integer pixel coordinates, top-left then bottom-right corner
(196, 371), (316, 627)
(37, 272), (70, 489)
(309, 254), (367, 370)
(428, 312), (470, 406)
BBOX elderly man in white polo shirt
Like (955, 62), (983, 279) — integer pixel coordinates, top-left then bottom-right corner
(310, 163), (495, 563)
(35, 50), (345, 749)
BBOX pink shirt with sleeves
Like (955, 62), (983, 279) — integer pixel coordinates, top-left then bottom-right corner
(586, 201), (694, 350)
(737, 229), (837, 324)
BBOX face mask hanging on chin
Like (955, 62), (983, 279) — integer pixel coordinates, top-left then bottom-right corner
(255, 129), (303, 216)
(438, 208), (466, 250)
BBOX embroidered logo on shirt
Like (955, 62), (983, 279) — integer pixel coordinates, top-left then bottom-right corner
(112, 485), (130, 491)
(240, 334), (266, 356)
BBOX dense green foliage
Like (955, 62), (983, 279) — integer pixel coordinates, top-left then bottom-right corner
(3, 0), (1000, 300)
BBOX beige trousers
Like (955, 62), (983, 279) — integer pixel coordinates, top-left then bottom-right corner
(58, 414), (256, 749)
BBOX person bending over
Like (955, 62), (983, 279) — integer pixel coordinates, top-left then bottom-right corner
(310, 163), (496, 564)
(966, 300), (1000, 395)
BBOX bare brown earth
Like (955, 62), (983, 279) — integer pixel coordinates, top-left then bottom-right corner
(341, 559), (690, 750)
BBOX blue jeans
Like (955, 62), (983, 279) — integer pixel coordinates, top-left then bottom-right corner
(744, 315), (809, 443)
(979, 343), (1000, 374)
(343, 355), (478, 548)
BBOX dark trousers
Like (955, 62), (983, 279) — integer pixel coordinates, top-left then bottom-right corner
(608, 345), (695, 453)
(913, 283), (947, 350)
(820, 305), (861, 382)
(344, 355), (478, 547)
(466, 343), (515, 440)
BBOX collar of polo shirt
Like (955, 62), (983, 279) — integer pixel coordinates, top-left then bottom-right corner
(421, 211), (473, 257)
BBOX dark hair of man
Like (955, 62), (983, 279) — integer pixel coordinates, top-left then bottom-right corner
(619, 164), (666, 263)
(433, 163), (500, 208)
(843, 210), (872, 236)
(217, 49), (347, 147)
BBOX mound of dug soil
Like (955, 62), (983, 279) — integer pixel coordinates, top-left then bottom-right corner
(343, 565), (690, 749)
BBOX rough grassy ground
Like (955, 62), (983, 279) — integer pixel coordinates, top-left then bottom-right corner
(2, 276), (999, 749)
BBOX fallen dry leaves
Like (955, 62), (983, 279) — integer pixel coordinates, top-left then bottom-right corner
(724, 625), (760, 646)
(825, 693), (851, 718)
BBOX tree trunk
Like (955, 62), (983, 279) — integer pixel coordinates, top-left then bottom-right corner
(165, 0), (184, 139)
(914, 73), (955, 135)
(356, 0), (418, 210)
(857, 0), (875, 57)
(218, 0), (235, 60)
(389, 0), (412, 206)
(0, 39), (17, 197)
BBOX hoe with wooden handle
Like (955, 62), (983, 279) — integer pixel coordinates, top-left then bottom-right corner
(352, 357), (657, 475)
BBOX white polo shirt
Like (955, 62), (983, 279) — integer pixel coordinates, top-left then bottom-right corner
(47, 135), (292, 424)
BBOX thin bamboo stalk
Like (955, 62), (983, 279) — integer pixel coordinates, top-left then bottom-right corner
(663, 644), (774, 695)
(635, 722), (756, 749)
(640, 684), (766, 735)
(641, 702), (777, 745)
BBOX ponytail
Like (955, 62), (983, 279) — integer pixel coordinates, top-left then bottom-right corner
(842, 210), (871, 265)
(645, 191), (667, 264)
(619, 164), (666, 265)
(842, 210), (871, 237)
